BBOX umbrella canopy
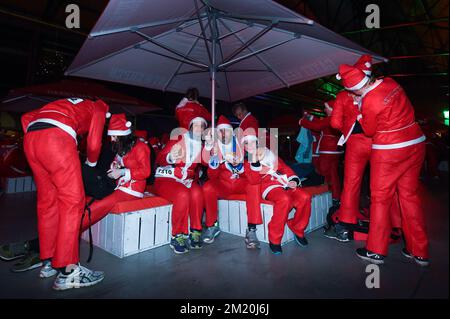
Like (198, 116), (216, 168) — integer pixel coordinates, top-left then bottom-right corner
(1, 78), (161, 115)
(65, 0), (386, 128)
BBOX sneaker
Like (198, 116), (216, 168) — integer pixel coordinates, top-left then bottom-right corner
(401, 248), (430, 266)
(39, 260), (58, 278)
(294, 235), (308, 247)
(323, 224), (350, 242)
(401, 248), (413, 259)
(356, 248), (385, 264)
(414, 256), (430, 267)
(10, 252), (43, 273)
(188, 230), (203, 250)
(53, 264), (104, 291)
(245, 228), (260, 249)
(269, 242), (282, 255)
(170, 235), (189, 254)
(0, 241), (28, 261)
(202, 224), (221, 244)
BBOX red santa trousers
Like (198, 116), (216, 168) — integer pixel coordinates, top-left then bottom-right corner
(367, 142), (428, 257)
(317, 154), (341, 200)
(153, 178), (204, 235)
(81, 191), (136, 231)
(265, 187), (312, 245)
(202, 178), (262, 227)
(336, 134), (372, 224)
(24, 128), (85, 268)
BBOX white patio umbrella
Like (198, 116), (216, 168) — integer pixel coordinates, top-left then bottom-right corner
(66, 0), (386, 131)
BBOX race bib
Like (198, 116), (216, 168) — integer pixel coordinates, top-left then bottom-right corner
(155, 166), (175, 178)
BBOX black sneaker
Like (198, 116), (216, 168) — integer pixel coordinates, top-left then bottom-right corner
(323, 224), (350, 242)
(401, 248), (413, 259)
(188, 230), (203, 250)
(294, 235), (308, 247)
(356, 248), (385, 264)
(269, 243), (282, 255)
(401, 248), (430, 266)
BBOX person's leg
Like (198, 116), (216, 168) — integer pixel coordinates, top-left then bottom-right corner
(397, 144), (429, 261)
(328, 154), (341, 201)
(337, 135), (371, 224)
(188, 182), (204, 232)
(81, 191), (136, 232)
(243, 181), (263, 226)
(265, 188), (293, 246)
(202, 179), (222, 227)
(365, 151), (402, 257)
(23, 132), (59, 263)
(287, 188), (312, 239)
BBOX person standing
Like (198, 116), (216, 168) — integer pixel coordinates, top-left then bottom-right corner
(21, 98), (109, 290)
(337, 64), (429, 266)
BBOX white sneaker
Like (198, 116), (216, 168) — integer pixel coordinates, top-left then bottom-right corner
(39, 260), (58, 278)
(52, 264), (104, 291)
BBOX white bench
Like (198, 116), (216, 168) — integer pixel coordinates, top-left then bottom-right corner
(82, 195), (172, 258)
(218, 187), (332, 245)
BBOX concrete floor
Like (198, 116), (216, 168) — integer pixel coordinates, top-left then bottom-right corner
(0, 177), (448, 299)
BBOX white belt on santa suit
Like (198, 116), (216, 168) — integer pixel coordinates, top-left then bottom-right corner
(116, 179), (144, 198)
(155, 166), (193, 188)
(372, 122), (426, 150)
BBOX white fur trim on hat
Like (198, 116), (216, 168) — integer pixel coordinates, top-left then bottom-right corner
(106, 112), (111, 118)
(190, 116), (207, 127)
(107, 129), (132, 136)
(217, 123), (232, 130)
(345, 75), (370, 91)
(336, 73), (342, 80)
(242, 135), (258, 143)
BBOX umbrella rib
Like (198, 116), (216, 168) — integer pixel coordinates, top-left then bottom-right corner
(163, 17), (213, 91)
(136, 46), (208, 70)
(218, 18), (290, 87)
(194, 0), (212, 65)
(218, 12), (313, 26)
(132, 30), (209, 69)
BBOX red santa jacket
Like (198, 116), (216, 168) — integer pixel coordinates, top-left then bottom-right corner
(155, 132), (209, 187)
(21, 98), (109, 166)
(111, 139), (151, 198)
(245, 148), (301, 200)
(301, 116), (342, 155)
(330, 90), (362, 146)
(359, 77), (425, 149)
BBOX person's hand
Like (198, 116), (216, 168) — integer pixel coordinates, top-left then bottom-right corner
(256, 147), (266, 162)
(107, 168), (125, 179)
(170, 143), (185, 161)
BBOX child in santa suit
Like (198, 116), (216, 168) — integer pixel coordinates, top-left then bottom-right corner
(300, 104), (343, 205)
(153, 88), (210, 254)
(21, 98), (109, 290)
(246, 141), (312, 254)
(81, 114), (151, 232)
(202, 115), (263, 248)
(337, 64), (429, 266)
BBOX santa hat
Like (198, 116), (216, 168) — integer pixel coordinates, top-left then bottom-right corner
(134, 130), (148, 141)
(324, 99), (335, 111)
(160, 133), (169, 146)
(94, 99), (111, 118)
(241, 130), (258, 143)
(217, 115), (232, 130)
(107, 113), (132, 136)
(148, 137), (160, 148)
(336, 64), (370, 91)
(175, 101), (211, 129)
(354, 54), (372, 76)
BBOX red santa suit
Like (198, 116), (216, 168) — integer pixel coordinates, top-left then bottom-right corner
(203, 116), (262, 227)
(301, 111), (343, 200)
(153, 99), (210, 235)
(340, 64), (428, 257)
(237, 112), (260, 147)
(82, 114), (151, 229)
(21, 98), (109, 268)
(246, 148), (312, 245)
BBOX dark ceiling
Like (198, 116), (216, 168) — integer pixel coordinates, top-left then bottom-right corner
(0, 0), (448, 124)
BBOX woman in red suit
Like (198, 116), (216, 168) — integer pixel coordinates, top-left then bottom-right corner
(153, 88), (210, 254)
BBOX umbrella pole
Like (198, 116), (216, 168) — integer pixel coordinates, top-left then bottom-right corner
(210, 11), (218, 142)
